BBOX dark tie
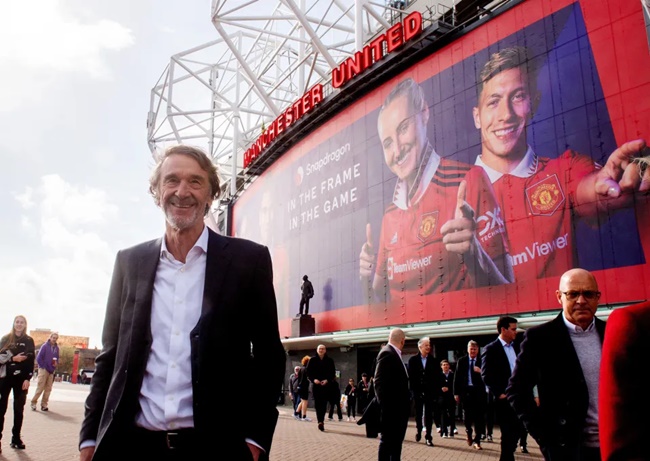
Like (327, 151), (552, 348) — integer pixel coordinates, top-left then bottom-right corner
(468, 359), (474, 386)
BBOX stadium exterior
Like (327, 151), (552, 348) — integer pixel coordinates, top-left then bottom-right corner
(147, 0), (650, 381)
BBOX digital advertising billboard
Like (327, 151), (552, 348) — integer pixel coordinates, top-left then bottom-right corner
(234, 0), (650, 339)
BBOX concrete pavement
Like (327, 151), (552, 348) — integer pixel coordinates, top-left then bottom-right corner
(0, 381), (543, 460)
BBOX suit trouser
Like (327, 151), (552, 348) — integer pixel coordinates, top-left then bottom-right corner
(378, 418), (409, 461)
(413, 396), (434, 438)
(494, 398), (520, 461)
(461, 387), (486, 444)
(313, 386), (328, 423)
(438, 396), (456, 435)
(31, 368), (55, 408)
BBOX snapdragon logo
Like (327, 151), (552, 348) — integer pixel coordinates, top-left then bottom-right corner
(387, 255), (433, 280)
(304, 143), (350, 176)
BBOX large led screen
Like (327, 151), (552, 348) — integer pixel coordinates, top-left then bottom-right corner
(233, 0), (650, 338)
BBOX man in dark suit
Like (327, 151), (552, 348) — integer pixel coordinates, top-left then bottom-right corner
(407, 336), (437, 446)
(453, 340), (486, 451)
(306, 344), (336, 432)
(599, 300), (650, 461)
(481, 316), (521, 461)
(78, 145), (286, 461)
(374, 328), (410, 461)
(507, 268), (606, 461)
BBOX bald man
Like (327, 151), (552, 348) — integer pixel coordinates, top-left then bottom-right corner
(374, 328), (411, 460)
(506, 268), (606, 461)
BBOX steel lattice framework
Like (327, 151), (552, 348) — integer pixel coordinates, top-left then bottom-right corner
(147, 0), (457, 229)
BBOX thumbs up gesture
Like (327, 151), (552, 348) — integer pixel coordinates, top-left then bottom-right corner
(359, 223), (376, 278)
(440, 180), (477, 255)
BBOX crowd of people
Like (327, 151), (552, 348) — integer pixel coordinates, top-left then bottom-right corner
(288, 266), (647, 461)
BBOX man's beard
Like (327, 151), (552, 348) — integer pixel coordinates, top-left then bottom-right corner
(163, 200), (202, 231)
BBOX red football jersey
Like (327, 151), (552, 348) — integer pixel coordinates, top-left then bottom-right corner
(374, 157), (510, 299)
(489, 150), (595, 280)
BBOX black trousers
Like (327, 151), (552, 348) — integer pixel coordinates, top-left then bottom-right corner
(0, 376), (27, 440)
(413, 396), (434, 438)
(378, 418), (409, 461)
(313, 385), (329, 423)
(494, 398), (520, 461)
(124, 427), (257, 461)
(461, 387), (486, 444)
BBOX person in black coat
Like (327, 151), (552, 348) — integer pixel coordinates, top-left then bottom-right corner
(306, 344), (336, 432)
(454, 339), (486, 450)
(435, 359), (456, 438)
(374, 328), (410, 461)
(507, 268), (606, 461)
(407, 336), (437, 446)
(481, 316), (522, 461)
(0, 315), (35, 450)
(78, 145), (286, 461)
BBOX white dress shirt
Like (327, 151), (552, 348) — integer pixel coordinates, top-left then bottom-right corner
(136, 226), (208, 430)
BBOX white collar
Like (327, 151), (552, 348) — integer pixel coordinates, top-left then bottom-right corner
(160, 225), (209, 261)
(392, 142), (440, 210)
(562, 313), (596, 333)
(474, 145), (538, 183)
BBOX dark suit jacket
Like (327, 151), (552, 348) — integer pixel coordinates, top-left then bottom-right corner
(434, 370), (455, 405)
(481, 338), (519, 399)
(506, 312), (606, 452)
(599, 301), (650, 461)
(407, 353), (438, 401)
(453, 354), (484, 397)
(79, 229), (286, 459)
(374, 344), (410, 432)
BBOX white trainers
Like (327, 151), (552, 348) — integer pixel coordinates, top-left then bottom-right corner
(346, 417), (350, 421)
(30, 404), (36, 411)
(302, 416), (312, 422)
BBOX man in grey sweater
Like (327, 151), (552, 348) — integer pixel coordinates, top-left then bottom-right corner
(506, 268), (606, 461)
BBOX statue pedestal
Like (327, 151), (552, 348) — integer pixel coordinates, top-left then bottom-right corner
(292, 314), (315, 337)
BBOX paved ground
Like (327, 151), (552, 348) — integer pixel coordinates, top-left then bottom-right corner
(0, 382), (543, 460)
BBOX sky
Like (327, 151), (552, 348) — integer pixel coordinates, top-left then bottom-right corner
(0, 0), (218, 348)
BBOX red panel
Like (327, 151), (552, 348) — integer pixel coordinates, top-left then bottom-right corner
(238, 0), (650, 335)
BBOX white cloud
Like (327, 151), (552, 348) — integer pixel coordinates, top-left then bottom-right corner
(0, 0), (134, 112)
(0, 1), (134, 79)
(0, 174), (119, 348)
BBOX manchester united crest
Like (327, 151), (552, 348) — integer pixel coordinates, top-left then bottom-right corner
(418, 211), (438, 242)
(525, 174), (565, 216)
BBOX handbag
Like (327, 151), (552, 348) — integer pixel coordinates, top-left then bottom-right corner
(0, 350), (14, 378)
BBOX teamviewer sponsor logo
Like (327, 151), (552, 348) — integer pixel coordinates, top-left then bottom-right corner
(387, 255), (433, 280)
(507, 233), (569, 267)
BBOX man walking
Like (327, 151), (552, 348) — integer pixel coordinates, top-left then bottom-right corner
(407, 336), (436, 447)
(507, 268), (606, 461)
(481, 316), (522, 461)
(454, 340), (486, 451)
(306, 344), (336, 432)
(31, 332), (59, 412)
(375, 328), (410, 460)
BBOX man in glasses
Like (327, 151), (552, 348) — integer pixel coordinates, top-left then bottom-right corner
(506, 267), (606, 461)
(359, 77), (513, 303)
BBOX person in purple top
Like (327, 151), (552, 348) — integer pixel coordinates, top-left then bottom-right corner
(30, 332), (59, 412)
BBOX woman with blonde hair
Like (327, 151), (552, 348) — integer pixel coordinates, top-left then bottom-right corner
(0, 315), (35, 452)
(296, 355), (312, 421)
